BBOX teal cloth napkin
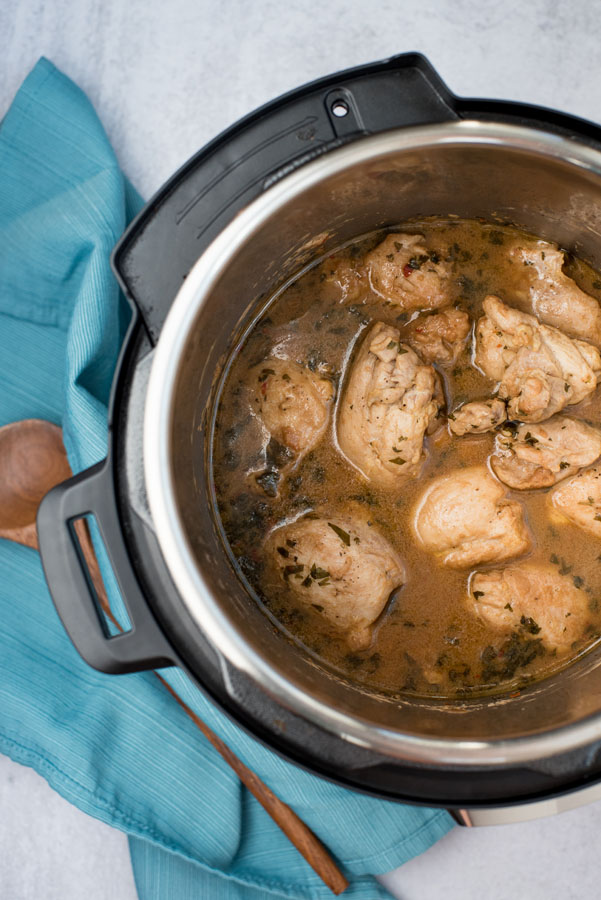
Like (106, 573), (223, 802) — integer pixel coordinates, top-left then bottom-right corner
(0, 58), (454, 900)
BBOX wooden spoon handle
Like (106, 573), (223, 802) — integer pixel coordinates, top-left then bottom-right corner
(74, 522), (349, 895)
(156, 672), (350, 895)
(71, 520), (118, 625)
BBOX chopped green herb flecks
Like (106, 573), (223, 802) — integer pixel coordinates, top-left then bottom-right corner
(481, 632), (545, 683)
(327, 523), (351, 546)
(559, 558), (573, 575)
(520, 615), (541, 635)
(256, 470), (280, 497)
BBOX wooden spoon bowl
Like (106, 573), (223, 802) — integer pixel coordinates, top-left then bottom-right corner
(0, 419), (71, 546)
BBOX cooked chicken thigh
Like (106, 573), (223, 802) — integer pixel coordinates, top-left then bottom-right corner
(364, 233), (452, 310)
(404, 306), (471, 365)
(551, 465), (601, 537)
(449, 399), (507, 435)
(470, 564), (590, 652)
(267, 515), (405, 649)
(491, 416), (601, 490)
(248, 358), (334, 495)
(414, 466), (531, 568)
(511, 243), (601, 346)
(249, 358), (334, 455)
(337, 322), (441, 487)
(475, 295), (601, 422)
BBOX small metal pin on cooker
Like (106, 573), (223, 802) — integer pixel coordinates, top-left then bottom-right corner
(331, 100), (349, 117)
(325, 89), (364, 136)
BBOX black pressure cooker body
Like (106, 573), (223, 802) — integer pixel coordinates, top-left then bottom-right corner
(37, 54), (601, 819)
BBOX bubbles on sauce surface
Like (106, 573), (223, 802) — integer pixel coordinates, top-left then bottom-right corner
(212, 219), (601, 699)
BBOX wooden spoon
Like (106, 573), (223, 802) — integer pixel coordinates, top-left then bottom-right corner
(0, 419), (349, 895)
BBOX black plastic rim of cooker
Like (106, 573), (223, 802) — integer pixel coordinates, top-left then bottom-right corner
(37, 52), (601, 810)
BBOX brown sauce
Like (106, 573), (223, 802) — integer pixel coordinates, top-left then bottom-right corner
(211, 219), (601, 699)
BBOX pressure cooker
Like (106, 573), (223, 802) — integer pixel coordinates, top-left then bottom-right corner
(37, 53), (601, 825)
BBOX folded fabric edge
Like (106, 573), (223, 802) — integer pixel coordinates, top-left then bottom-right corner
(2, 729), (376, 900)
(345, 807), (453, 872)
(0, 730), (244, 878)
(0, 56), (55, 133)
(127, 835), (396, 900)
(0, 726), (450, 899)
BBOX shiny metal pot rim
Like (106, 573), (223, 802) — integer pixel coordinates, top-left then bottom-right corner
(144, 120), (601, 767)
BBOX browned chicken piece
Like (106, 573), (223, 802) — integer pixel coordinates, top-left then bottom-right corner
(320, 252), (367, 303)
(414, 465), (531, 568)
(404, 306), (471, 365)
(475, 295), (601, 422)
(364, 233), (453, 310)
(266, 516), (405, 649)
(491, 416), (601, 490)
(511, 242), (601, 346)
(551, 465), (601, 537)
(337, 322), (441, 488)
(449, 399), (507, 436)
(469, 564), (590, 652)
(248, 358), (334, 493)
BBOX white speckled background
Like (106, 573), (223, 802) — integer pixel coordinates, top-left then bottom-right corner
(3, 1), (601, 897)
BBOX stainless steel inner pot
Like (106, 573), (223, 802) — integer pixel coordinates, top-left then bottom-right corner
(144, 120), (601, 767)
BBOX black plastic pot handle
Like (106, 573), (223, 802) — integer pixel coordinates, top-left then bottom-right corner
(37, 461), (175, 674)
(112, 52), (459, 343)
